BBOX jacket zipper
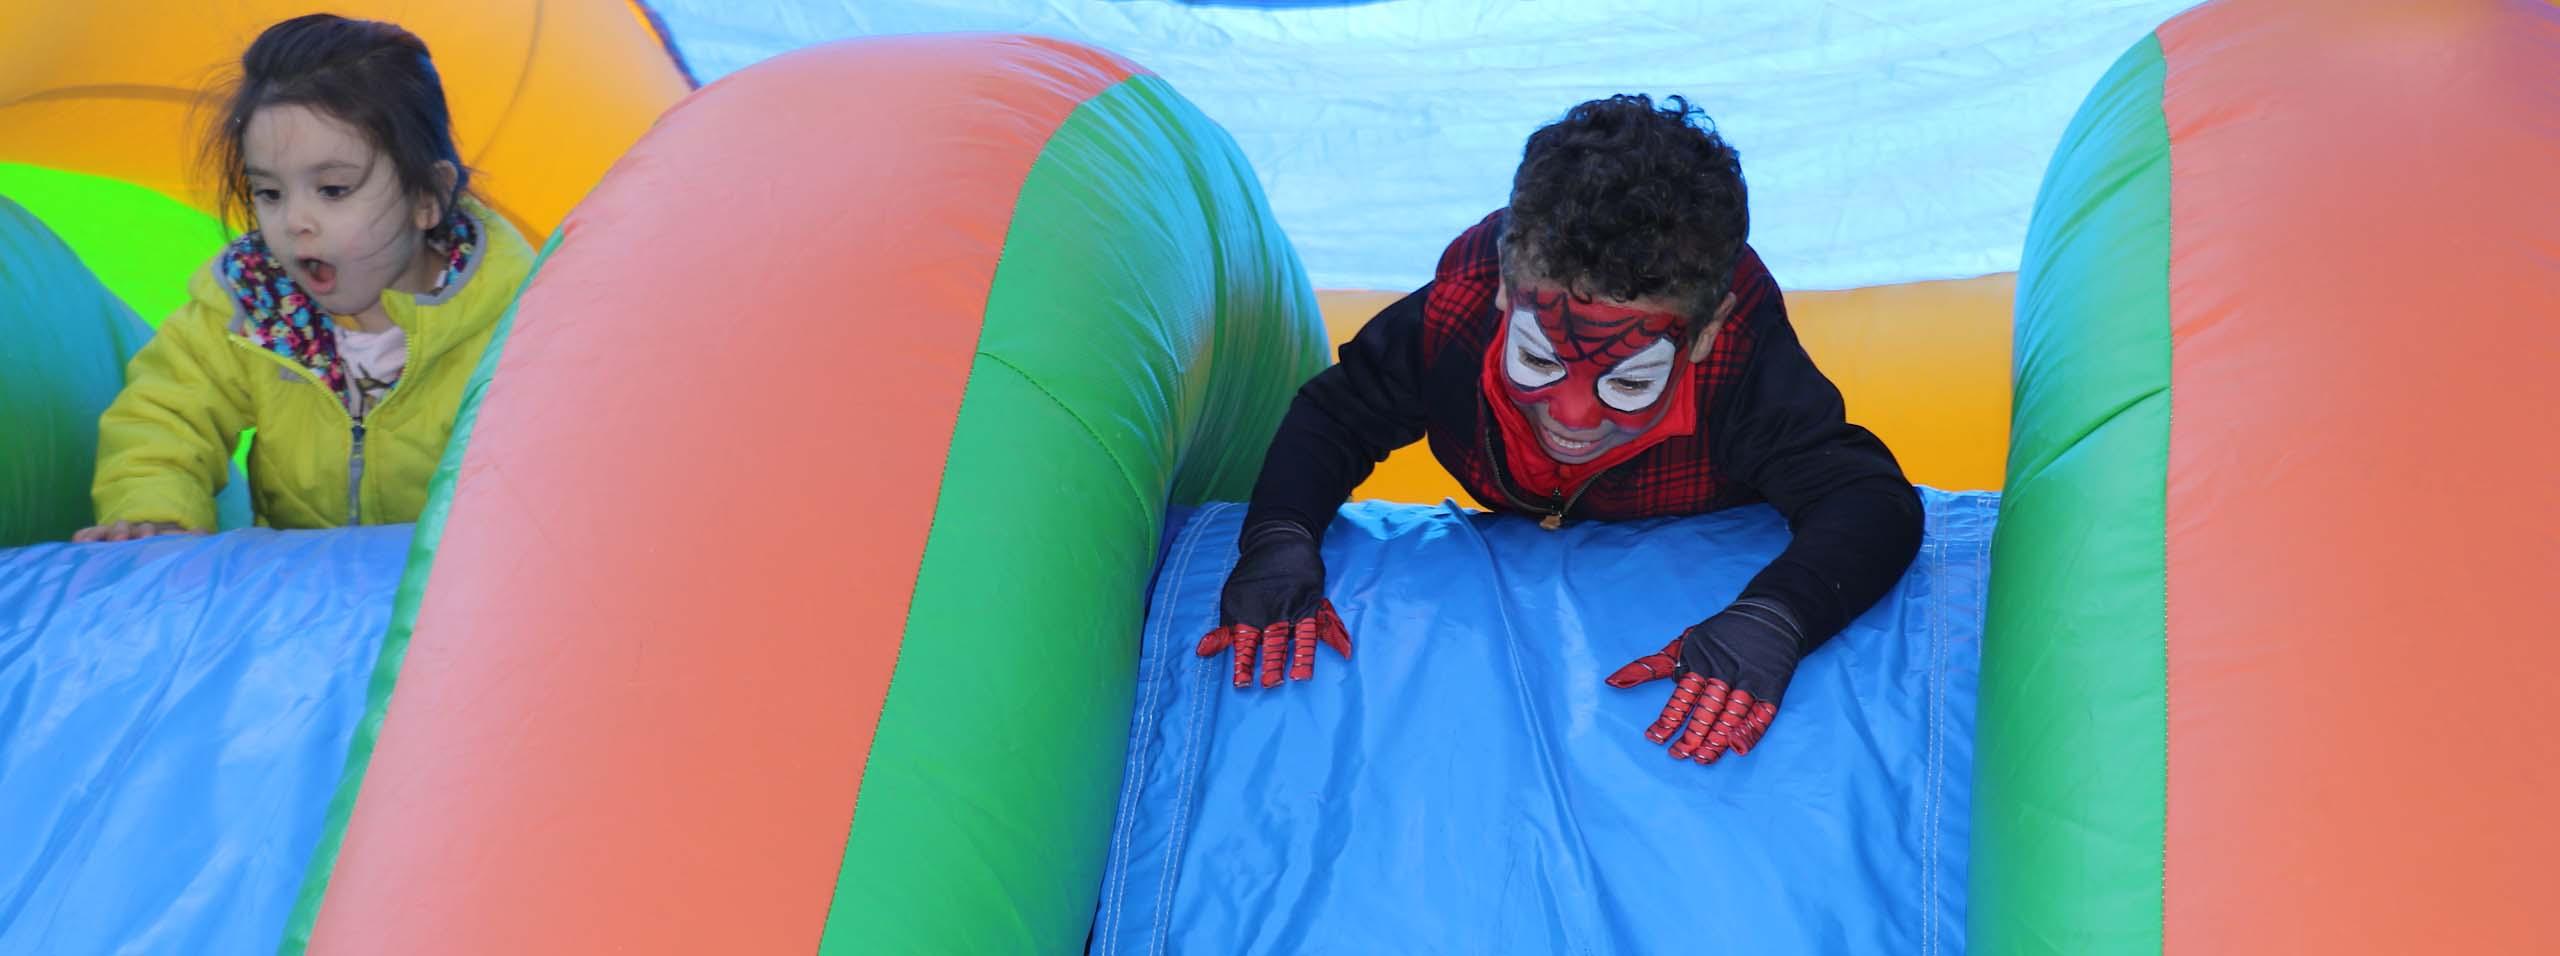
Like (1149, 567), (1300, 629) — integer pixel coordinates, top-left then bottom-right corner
(227, 333), (421, 526)
(1478, 414), (1596, 530)
(345, 422), (366, 525)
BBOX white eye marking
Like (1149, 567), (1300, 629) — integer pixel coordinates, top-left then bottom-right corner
(1504, 307), (1565, 389)
(1597, 338), (1676, 412)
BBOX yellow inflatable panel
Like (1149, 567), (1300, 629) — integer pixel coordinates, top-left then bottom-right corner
(0, 0), (690, 242)
(1317, 273), (2012, 504)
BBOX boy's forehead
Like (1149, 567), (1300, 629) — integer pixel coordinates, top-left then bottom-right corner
(1506, 280), (1688, 364)
(1507, 280), (1690, 330)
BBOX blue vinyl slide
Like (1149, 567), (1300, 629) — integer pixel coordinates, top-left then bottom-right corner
(1098, 491), (1994, 955)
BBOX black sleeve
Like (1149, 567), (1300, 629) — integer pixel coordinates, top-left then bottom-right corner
(1710, 315), (1926, 648)
(1240, 285), (1436, 539)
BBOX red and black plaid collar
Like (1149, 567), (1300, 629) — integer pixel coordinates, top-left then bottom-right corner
(1420, 209), (1772, 515)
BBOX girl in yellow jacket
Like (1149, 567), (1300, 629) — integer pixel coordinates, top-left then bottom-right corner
(77, 14), (532, 542)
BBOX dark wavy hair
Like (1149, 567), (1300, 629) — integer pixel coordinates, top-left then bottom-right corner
(200, 14), (474, 244)
(1501, 94), (1748, 326)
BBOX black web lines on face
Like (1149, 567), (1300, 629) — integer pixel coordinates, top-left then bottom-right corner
(1523, 286), (1677, 366)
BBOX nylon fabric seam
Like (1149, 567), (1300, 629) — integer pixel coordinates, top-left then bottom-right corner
(2156, 105), (2177, 952)
(1925, 522), (1947, 956)
(1100, 502), (1213, 952)
(976, 352), (1155, 521)
(814, 340), (978, 955)
(1152, 575), (1221, 956)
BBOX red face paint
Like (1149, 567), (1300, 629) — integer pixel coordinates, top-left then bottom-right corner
(1498, 283), (1692, 463)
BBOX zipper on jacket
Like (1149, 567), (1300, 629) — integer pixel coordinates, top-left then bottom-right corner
(227, 335), (406, 527)
(346, 421), (366, 525)
(1477, 415), (1596, 530)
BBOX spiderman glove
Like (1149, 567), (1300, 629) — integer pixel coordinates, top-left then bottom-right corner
(1195, 521), (1353, 689)
(1605, 598), (1804, 765)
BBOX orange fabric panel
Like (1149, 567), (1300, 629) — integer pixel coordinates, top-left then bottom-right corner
(1787, 273), (2012, 491)
(0, 0), (688, 240)
(1317, 272), (2011, 504)
(2159, 2), (2560, 952)
(306, 36), (1134, 954)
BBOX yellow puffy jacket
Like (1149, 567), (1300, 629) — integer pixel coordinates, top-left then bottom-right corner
(93, 199), (533, 531)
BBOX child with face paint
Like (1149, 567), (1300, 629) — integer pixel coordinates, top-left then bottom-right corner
(75, 15), (533, 542)
(1199, 94), (1924, 767)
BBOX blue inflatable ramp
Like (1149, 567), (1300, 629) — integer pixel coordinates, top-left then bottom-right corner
(0, 528), (411, 955)
(1099, 491), (1994, 955)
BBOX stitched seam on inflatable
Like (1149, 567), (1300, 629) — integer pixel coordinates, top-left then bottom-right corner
(1100, 502), (1213, 951)
(1153, 558), (1222, 956)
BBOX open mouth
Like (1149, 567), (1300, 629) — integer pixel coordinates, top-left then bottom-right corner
(297, 257), (339, 297)
(1538, 425), (1608, 459)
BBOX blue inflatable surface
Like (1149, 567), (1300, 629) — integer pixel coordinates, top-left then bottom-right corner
(1099, 492), (1994, 955)
(0, 527), (410, 955)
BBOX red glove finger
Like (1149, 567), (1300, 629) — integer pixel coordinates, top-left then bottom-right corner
(1195, 625), (1236, 657)
(1225, 625), (1262, 688)
(1288, 617), (1318, 681)
(1257, 621), (1289, 687)
(1692, 688), (1757, 765)
(1730, 700), (1780, 756)
(1315, 600), (1353, 659)
(1645, 672), (1706, 743)
(1668, 678), (1732, 760)
(1606, 638), (1687, 689)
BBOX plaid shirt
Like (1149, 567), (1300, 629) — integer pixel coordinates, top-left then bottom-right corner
(1417, 209), (1777, 521)
(1244, 208), (1919, 644)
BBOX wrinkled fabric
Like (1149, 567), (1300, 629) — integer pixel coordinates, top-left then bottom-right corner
(646, 0), (2199, 290)
(1098, 492), (1993, 954)
(0, 527), (410, 955)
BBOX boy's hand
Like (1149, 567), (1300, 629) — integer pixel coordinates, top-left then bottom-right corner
(1196, 521), (1353, 689)
(1605, 599), (1803, 764)
(71, 521), (202, 543)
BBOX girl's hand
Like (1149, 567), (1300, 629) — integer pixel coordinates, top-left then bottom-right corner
(71, 521), (202, 543)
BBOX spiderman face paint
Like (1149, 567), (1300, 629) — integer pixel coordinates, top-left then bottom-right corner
(1499, 283), (1691, 464)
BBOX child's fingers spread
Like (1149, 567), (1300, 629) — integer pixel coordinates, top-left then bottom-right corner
(1604, 638), (1684, 688)
(1257, 623), (1289, 687)
(1315, 602), (1352, 658)
(1671, 679), (1732, 759)
(1728, 701), (1778, 756)
(1196, 626), (1233, 657)
(1694, 691), (1755, 764)
(1229, 626), (1260, 688)
(1605, 653), (1675, 688)
(1650, 673), (1707, 746)
(1669, 704), (1720, 760)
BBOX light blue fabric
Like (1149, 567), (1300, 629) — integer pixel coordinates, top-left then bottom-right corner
(1100, 492), (1994, 954)
(0, 527), (409, 956)
(646, 0), (2197, 290)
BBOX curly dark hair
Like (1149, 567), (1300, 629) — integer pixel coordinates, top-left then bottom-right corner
(1501, 94), (1748, 325)
(200, 14), (475, 245)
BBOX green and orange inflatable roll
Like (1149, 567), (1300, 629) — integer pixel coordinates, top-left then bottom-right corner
(1976, 0), (2560, 952)
(277, 35), (1326, 954)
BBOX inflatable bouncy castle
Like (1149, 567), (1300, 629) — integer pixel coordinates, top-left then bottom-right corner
(1, 1), (2554, 953)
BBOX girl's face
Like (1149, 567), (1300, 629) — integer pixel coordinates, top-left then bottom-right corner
(241, 103), (446, 317)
